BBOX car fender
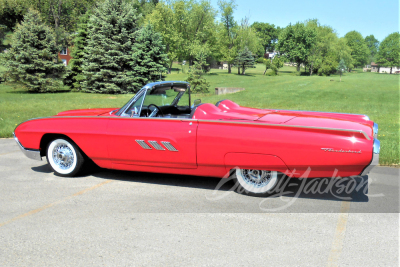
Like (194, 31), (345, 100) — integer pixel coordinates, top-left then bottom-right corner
(224, 153), (291, 174)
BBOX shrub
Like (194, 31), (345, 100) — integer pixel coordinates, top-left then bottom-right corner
(256, 57), (265, 63)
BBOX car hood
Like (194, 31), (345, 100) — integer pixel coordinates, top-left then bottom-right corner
(55, 108), (117, 117)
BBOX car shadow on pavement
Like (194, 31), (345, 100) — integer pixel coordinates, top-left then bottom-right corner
(32, 164), (370, 202)
(269, 176), (369, 202)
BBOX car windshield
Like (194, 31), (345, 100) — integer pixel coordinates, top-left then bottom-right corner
(143, 87), (188, 107)
(118, 85), (190, 117)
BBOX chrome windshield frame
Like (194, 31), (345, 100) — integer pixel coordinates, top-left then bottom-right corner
(116, 81), (190, 117)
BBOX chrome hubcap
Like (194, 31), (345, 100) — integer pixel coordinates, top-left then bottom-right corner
(241, 169), (272, 188)
(52, 144), (74, 170)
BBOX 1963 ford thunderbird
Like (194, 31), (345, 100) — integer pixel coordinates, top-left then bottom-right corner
(14, 81), (380, 195)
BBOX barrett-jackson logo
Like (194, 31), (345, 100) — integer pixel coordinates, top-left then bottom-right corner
(321, 148), (362, 154)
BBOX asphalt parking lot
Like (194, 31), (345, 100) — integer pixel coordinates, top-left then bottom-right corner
(0, 138), (399, 266)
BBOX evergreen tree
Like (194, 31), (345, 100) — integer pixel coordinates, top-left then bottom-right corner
(1, 9), (65, 92)
(235, 46), (254, 75)
(131, 24), (168, 87)
(66, 12), (90, 90)
(336, 59), (346, 82)
(0, 24), (7, 51)
(82, 0), (140, 93)
(186, 54), (210, 93)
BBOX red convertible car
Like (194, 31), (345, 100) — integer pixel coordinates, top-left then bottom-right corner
(14, 81), (380, 195)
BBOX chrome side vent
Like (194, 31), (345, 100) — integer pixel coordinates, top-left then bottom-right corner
(148, 141), (165, 151)
(161, 141), (178, 152)
(136, 140), (152, 150)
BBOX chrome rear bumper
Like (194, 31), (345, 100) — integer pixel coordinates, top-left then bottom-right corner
(13, 132), (42, 161)
(373, 122), (378, 138)
(360, 138), (380, 176)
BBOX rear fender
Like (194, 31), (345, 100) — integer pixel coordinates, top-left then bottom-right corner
(224, 153), (290, 173)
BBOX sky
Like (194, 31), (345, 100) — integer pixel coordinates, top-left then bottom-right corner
(209, 0), (399, 41)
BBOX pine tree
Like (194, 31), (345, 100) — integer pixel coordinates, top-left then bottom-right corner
(186, 55), (210, 93)
(1, 9), (65, 92)
(336, 59), (346, 82)
(235, 46), (255, 75)
(82, 0), (140, 94)
(131, 24), (168, 87)
(66, 12), (91, 90)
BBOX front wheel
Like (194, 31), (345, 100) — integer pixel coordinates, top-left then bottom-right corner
(46, 138), (85, 177)
(234, 168), (279, 196)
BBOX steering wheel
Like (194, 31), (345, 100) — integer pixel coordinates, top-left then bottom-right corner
(147, 104), (164, 117)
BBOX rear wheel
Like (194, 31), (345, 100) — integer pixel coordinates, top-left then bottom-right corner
(46, 138), (84, 177)
(234, 168), (279, 196)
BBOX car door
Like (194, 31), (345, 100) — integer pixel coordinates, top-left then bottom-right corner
(107, 117), (198, 169)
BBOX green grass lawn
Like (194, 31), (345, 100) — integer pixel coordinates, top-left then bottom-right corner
(0, 64), (398, 165)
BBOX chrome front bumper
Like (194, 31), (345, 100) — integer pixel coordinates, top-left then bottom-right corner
(360, 138), (380, 176)
(13, 132), (42, 161)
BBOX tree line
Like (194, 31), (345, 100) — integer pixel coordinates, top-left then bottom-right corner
(0, 0), (399, 94)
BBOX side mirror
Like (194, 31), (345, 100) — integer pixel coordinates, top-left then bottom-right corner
(193, 99), (201, 106)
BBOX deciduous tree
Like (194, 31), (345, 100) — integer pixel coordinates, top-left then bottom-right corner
(251, 22), (280, 52)
(146, 0), (218, 68)
(217, 0), (237, 73)
(0, 0), (96, 47)
(335, 37), (354, 71)
(344, 31), (369, 68)
(277, 22), (317, 71)
(365, 34), (379, 62)
(376, 32), (400, 74)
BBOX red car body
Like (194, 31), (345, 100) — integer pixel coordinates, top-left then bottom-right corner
(14, 81), (380, 180)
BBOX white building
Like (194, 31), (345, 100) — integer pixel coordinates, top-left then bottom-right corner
(379, 66), (400, 74)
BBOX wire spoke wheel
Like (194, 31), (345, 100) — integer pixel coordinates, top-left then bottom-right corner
(235, 168), (279, 195)
(46, 138), (84, 177)
(52, 144), (75, 170)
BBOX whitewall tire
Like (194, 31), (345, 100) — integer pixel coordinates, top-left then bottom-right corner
(235, 168), (279, 195)
(46, 138), (84, 177)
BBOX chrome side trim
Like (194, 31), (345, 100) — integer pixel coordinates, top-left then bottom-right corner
(148, 141), (165, 151)
(360, 138), (380, 176)
(373, 122), (378, 138)
(136, 140), (152, 150)
(13, 132), (42, 161)
(272, 109), (370, 120)
(161, 141), (178, 152)
(199, 119), (371, 140)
